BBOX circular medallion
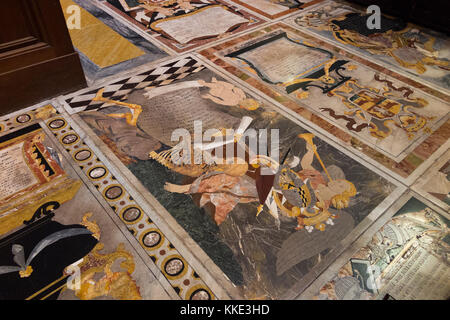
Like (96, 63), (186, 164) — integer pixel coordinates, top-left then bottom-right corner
(122, 207), (142, 223)
(61, 134), (78, 144)
(49, 119), (66, 129)
(142, 231), (161, 247)
(74, 149), (92, 161)
(88, 167), (107, 179)
(105, 186), (123, 200)
(190, 289), (211, 300)
(164, 258), (184, 277)
(16, 114), (31, 123)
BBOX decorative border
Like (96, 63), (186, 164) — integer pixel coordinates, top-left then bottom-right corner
(45, 115), (215, 300)
(0, 103), (59, 136)
(412, 147), (450, 212)
(230, 0), (323, 19)
(225, 31), (334, 85)
(219, 29), (447, 161)
(283, 0), (450, 96)
(0, 126), (65, 204)
(117, 0), (141, 11)
(298, 191), (450, 299)
(199, 23), (450, 180)
(101, 0), (265, 53)
(62, 0), (170, 86)
(65, 57), (205, 112)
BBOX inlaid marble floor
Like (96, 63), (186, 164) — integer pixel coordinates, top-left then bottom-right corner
(0, 0), (448, 300)
(59, 0), (169, 85)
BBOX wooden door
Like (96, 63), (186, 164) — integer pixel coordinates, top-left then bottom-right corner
(0, 0), (86, 115)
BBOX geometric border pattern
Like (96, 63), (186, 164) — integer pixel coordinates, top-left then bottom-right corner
(101, 0), (266, 53)
(230, 0), (323, 19)
(0, 104), (58, 135)
(66, 58), (205, 112)
(45, 115), (215, 300)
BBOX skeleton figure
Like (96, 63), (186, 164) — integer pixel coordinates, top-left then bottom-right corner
(163, 133), (356, 231)
(92, 78), (259, 131)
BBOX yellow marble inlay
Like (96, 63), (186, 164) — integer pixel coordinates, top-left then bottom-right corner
(60, 0), (145, 68)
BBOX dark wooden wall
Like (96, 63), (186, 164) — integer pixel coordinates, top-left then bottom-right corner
(0, 0), (86, 116)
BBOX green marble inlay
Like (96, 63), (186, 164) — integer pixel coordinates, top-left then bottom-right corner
(127, 159), (244, 285)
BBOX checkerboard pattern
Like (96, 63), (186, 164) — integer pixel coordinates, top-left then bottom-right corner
(67, 57), (205, 112)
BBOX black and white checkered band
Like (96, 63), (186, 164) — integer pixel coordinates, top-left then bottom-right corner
(66, 57), (205, 112)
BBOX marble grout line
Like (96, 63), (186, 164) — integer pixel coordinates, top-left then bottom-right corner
(297, 190), (450, 299)
(195, 48), (450, 284)
(219, 0), (318, 24)
(411, 147), (450, 212)
(1, 57), (446, 300)
(45, 112), (218, 300)
(203, 24), (450, 163)
(94, 0), (179, 56)
(270, 0), (330, 23)
(402, 140), (450, 186)
(278, 19), (450, 104)
(0, 100), (53, 121)
(196, 51), (449, 187)
(58, 52), (199, 105)
(84, 53), (176, 89)
(68, 0), (175, 86)
(409, 189), (450, 220)
(340, 185), (408, 249)
(57, 18), (447, 189)
(281, 184), (408, 299)
(1, 0), (448, 300)
(0, 101), (65, 138)
(60, 49), (407, 189)
(297, 190), (413, 299)
(55, 53), (414, 300)
(68, 0), (177, 86)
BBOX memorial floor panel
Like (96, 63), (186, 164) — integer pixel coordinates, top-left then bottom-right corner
(101, 0), (266, 53)
(229, 0), (322, 19)
(284, 0), (450, 94)
(0, 121), (179, 300)
(57, 55), (405, 299)
(306, 194), (450, 300)
(199, 23), (450, 181)
(1, 0), (449, 301)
